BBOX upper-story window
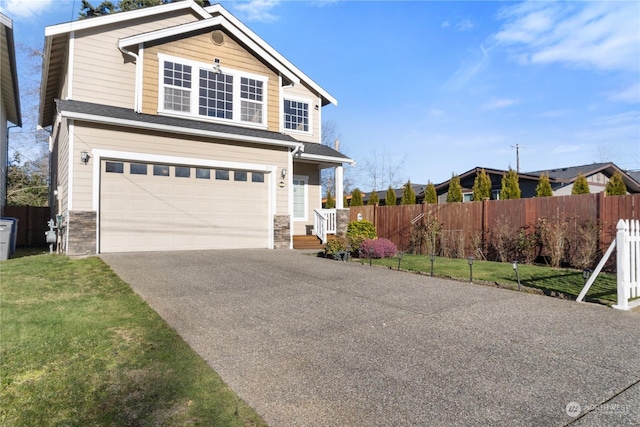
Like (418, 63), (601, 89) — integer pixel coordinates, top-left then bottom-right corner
(163, 61), (192, 112)
(284, 99), (309, 132)
(159, 54), (267, 127)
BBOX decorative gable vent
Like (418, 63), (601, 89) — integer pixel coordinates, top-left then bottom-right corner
(211, 30), (225, 46)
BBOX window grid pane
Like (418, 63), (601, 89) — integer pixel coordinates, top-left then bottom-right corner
(199, 70), (233, 119)
(164, 61), (192, 88)
(164, 87), (190, 112)
(284, 100), (309, 132)
(241, 100), (263, 123)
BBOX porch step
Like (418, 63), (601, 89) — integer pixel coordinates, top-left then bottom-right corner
(293, 235), (324, 250)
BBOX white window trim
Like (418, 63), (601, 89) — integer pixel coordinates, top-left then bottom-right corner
(157, 53), (269, 128)
(292, 175), (308, 221)
(282, 95), (313, 135)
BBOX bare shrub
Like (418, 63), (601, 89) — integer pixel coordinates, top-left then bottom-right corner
(538, 216), (569, 268)
(515, 225), (538, 264)
(406, 215), (442, 255)
(568, 220), (600, 269)
(491, 215), (516, 262)
(471, 230), (485, 260)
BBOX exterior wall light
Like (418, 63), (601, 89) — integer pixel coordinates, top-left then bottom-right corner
(281, 168), (287, 179)
(80, 151), (90, 164)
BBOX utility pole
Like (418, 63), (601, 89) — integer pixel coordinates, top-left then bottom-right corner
(511, 144), (524, 173)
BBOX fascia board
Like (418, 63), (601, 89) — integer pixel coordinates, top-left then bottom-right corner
(59, 110), (304, 150)
(44, 0), (208, 37)
(205, 4), (337, 106)
(118, 17), (300, 85)
(297, 153), (355, 165)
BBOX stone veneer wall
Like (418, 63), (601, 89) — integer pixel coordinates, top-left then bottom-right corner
(67, 211), (96, 257)
(273, 214), (290, 249)
(336, 208), (350, 237)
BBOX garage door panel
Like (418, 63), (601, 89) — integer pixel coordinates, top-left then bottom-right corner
(100, 160), (270, 252)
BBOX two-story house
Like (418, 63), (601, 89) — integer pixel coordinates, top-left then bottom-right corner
(39, 1), (353, 256)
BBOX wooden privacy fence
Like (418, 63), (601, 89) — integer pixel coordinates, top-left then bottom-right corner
(350, 193), (640, 266)
(3, 206), (50, 247)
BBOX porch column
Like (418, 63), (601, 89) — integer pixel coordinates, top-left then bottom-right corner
(335, 165), (344, 209)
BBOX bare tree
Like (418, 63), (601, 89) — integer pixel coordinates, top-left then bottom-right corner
(359, 147), (406, 193)
(320, 119), (355, 196)
(8, 43), (50, 206)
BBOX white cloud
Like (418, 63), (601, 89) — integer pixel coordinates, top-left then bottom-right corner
(607, 82), (640, 104)
(441, 20), (450, 28)
(231, 0), (280, 22)
(535, 110), (571, 118)
(494, 1), (640, 72)
(551, 145), (580, 155)
(482, 98), (517, 110)
(455, 19), (476, 32)
(0, 0), (54, 19)
(444, 44), (490, 91)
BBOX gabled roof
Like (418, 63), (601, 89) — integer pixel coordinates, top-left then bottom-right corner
(529, 162), (640, 193)
(1, 13), (21, 127)
(39, 1), (336, 127)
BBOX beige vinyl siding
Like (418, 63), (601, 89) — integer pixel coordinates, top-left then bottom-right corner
(71, 12), (198, 109)
(142, 29), (280, 131)
(56, 117), (70, 214)
(292, 162), (321, 235)
(282, 83), (321, 144)
(70, 122), (290, 213)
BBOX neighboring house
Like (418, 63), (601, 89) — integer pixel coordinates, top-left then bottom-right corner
(435, 163), (640, 202)
(435, 167), (552, 202)
(362, 184), (428, 206)
(529, 162), (640, 196)
(1, 13), (22, 216)
(39, 1), (353, 255)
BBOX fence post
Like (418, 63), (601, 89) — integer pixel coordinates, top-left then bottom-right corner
(615, 219), (629, 310)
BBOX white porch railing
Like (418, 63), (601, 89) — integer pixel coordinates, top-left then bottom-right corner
(613, 219), (640, 310)
(577, 219), (640, 310)
(314, 209), (337, 244)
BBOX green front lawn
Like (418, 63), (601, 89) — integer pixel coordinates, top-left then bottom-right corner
(366, 254), (617, 303)
(1, 252), (267, 426)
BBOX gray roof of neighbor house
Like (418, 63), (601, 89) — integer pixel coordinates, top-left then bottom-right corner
(55, 99), (351, 162)
(628, 170), (640, 184)
(363, 184), (428, 203)
(528, 162), (640, 193)
(1, 13), (21, 127)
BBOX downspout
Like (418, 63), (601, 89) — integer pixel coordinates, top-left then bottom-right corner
(288, 144), (303, 248)
(117, 42), (141, 113)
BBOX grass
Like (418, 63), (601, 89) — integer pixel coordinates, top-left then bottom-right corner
(364, 254), (618, 304)
(1, 250), (267, 427)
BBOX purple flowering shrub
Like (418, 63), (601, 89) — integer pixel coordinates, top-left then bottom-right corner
(359, 238), (397, 259)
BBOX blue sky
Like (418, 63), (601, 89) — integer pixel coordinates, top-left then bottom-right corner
(3, 0), (639, 191)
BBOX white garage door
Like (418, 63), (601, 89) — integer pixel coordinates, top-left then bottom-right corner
(100, 160), (270, 252)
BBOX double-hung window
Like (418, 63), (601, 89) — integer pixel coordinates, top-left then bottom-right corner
(159, 54), (267, 127)
(284, 99), (309, 132)
(163, 61), (192, 112)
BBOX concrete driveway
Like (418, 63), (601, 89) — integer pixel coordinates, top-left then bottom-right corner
(101, 249), (640, 426)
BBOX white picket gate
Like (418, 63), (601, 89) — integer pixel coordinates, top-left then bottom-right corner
(613, 219), (640, 310)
